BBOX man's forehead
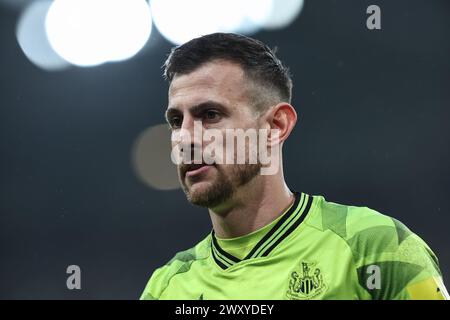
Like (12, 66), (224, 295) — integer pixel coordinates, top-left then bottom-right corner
(167, 60), (250, 111)
(169, 61), (247, 96)
(167, 84), (231, 112)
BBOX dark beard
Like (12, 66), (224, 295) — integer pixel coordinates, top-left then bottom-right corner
(181, 163), (261, 208)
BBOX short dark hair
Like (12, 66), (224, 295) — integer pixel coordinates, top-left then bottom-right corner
(163, 33), (293, 107)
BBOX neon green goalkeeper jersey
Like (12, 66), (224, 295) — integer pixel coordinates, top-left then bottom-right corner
(141, 192), (448, 300)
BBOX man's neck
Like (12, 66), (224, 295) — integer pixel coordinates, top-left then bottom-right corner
(208, 174), (294, 239)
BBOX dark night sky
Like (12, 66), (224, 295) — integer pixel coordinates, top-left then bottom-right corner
(1, 0), (449, 299)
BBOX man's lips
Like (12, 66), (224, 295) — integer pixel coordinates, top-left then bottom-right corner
(183, 163), (214, 178)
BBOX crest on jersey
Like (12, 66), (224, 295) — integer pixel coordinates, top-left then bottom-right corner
(286, 261), (326, 299)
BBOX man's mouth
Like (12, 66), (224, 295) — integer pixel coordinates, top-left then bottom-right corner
(184, 163), (214, 178)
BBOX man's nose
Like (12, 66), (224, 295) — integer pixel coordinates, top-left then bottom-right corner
(179, 116), (203, 158)
(180, 116), (202, 143)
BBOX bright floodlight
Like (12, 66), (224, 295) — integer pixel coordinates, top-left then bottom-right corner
(261, 0), (304, 30)
(151, 0), (273, 45)
(16, 0), (70, 71)
(45, 0), (152, 67)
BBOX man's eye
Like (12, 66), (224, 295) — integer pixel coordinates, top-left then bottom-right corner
(169, 117), (182, 128)
(204, 110), (220, 121)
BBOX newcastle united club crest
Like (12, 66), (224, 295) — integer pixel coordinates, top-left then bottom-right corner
(286, 261), (326, 300)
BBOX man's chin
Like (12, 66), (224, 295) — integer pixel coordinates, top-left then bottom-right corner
(186, 181), (214, 197)
(183, 180), (232, 208)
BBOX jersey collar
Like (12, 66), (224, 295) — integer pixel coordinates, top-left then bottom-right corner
(210, 192), (313, 270)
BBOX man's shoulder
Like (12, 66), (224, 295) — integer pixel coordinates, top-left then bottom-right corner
(140, 233), (211, 300)
(152, 233), (211, 278)
(307, 194), (419, 251)
(309, 195), (438, 269)
(305, 194), (445, 299)
(176, 233), (210, 260)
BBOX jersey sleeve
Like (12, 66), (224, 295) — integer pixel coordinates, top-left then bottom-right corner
(139, 257), (191, 300)
(347, 210), (448, 300)
(140, 244), (205, 300)
(140, 266), (167, 300)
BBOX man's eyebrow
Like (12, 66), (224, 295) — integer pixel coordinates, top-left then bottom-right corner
(189, 101), (229, 115)
(165, 101), (229, 121)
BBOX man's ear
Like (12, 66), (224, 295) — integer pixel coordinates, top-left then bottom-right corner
(263, 103), (297, 145)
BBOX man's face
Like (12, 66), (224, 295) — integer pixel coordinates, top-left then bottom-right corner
(166, 60), (262, 209)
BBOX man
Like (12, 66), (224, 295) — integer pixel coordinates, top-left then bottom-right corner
(140, 33), (447, 300)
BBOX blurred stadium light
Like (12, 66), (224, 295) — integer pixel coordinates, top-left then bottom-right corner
(11, 0), (305, 70)
(150, 0), (273, 45)
(45, 0), (152, 67)
(150, 0), (305, 45)
(131, 124), (180, 191)
(16, 0), (70, 71)
(262, 0), (304, 30)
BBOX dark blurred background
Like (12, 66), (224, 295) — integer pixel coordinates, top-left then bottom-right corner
(0, 0), (449, 299)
